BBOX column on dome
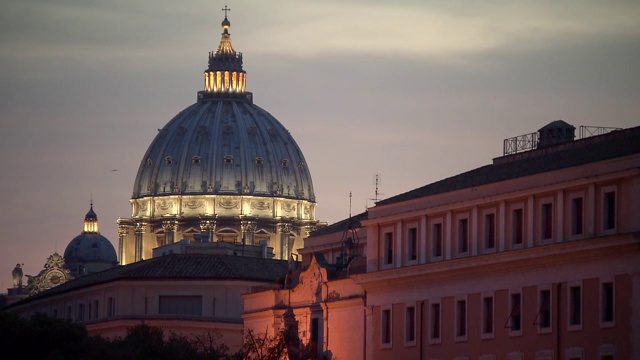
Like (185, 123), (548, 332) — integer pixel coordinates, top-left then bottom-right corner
(276, 222), (293, 260)
(162, 220), (176, 245)
(117, 224), (130, 265)
(241, 219), (257, 246)
(200, 219), (216, 243)
(134, 222), (146, 262)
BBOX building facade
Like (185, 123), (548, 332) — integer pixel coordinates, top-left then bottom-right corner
(6, 254), (289, 352)
(358, 123), (640, 359)
(243, 122), (640, 360)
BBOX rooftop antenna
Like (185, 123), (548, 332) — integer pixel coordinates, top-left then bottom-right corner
(338, 191), (359, 270)
(369, 174), (384, 203)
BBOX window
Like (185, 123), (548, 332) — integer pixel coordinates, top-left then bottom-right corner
(485, 213), (496, 250)
(482, 295), (494, 337)
(601, 280), (614, 326)
(603, 191), (616, 230)
(405, 305), (416, 344)
(224, 155), (234, 165)
(458, 218), (469, 254)
(508, 292), (522, 334)
(429, 301), (441, 343)
(77, 303), (85, 321)
(408, 228), (418, 262)
(107, 297), (115, 317)
(311, 318), (319, 342)
(381, 307), (392, 346)
(512, 208), (524, 245)
(433, 223), (443, 258)
(571, 197), (584, 236)
(569, 284), (582, 329)
(191, 155), (201, 164)
(455, 298), (467, 340)
(159, 295), (203, 316)
(93, 300), (99, 319)
(383, 232), (394, 265)
(537, 289), (552, 332)
(598, 343), (616, 360)
(566, 347), (585, 360)
(165, 156), (174, 165)
(541, 203), (553, 240)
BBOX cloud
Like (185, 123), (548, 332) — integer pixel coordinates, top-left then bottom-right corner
(245, 1), (640, 66)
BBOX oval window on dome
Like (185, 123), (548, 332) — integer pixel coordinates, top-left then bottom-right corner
(224, 155), (234, 165)
(165, 156), (174, 165)
(255, 157), (264, 165)
(281, 159), (289, 167)
(192, 156), (201, 165)
(147, 158), (153, 166)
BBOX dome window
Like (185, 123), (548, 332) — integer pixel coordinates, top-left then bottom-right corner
(255, 157), (264, 165)
(281, 159), (289, 168)
(299, 162), (305, 169)
(224, 155), (234, 165)
(165, 156), (174, 165)
(192, 156), (202, 165)
(147, 158), (153, 166)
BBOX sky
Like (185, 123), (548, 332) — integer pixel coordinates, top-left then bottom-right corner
(1, 0), (639, 288)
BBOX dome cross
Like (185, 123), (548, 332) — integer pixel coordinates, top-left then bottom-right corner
(222, 5), (231, 18)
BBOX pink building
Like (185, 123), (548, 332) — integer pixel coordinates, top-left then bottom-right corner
(6, 254), (288, 352)
(359, 123), (640, 359)
(244, 122), (640, 360)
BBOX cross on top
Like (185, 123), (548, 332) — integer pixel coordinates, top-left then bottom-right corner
(222, 5), (231, 18)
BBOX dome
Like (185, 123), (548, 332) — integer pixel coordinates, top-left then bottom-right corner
(64, 203), (118, 277)
(118, 12), (317, 264)
(64, 233), (118, 264)
(131, 14), (315, 203)
(132, 101), (315, 201)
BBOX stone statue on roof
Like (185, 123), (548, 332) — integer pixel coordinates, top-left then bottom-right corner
(12, 263), (23, 288)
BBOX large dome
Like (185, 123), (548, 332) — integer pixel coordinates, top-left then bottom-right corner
(118, 14), (317, 264)
(132, 99), (315, 201)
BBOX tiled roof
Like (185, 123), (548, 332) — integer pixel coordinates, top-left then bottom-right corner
(311, 211), (368, 236)
(10, 254), (289, 305)
(377, 126), (640, 206)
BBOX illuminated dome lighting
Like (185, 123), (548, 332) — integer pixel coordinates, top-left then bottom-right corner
(64, 203), (118, 277)
(118, 10), (317, 264)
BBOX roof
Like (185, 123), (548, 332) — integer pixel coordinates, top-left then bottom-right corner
(131, 15), (315, 203)
(311, 211), (368, 236)
(377, 125), (640, 206)
(133, 99), (315, 202)
(8, 254), (289, 306)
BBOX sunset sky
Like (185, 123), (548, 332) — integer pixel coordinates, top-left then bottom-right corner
(1, 0), (639, 287)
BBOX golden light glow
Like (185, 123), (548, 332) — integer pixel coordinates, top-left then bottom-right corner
(204, 70), (246, 93)
(84, 219), (99, 233)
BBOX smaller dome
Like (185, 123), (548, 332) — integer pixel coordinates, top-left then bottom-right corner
(64, 233), (118, 265)
(63, 203), (118, 277)
(221, 17), (230, 29)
